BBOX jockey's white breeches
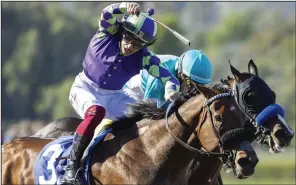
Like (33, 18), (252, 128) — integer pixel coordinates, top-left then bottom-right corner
(69, 71), (137, 120)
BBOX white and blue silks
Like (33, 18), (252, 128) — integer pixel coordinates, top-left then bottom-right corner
(124, 50), (213, 109)
(130, 54), (179, 108)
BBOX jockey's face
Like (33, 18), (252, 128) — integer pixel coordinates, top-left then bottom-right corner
(121, 31), (149, 56)
(121, 39), (141, 56)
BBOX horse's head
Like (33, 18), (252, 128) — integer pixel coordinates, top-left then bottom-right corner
(225, 59), (294, 153)
(198, 84), (258, 179)
(172, 80), (259, 179)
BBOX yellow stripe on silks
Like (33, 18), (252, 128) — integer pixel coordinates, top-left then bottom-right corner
(106, 17), (117, 25)
(94, 118), (113, 137)
(148, 65), (160, 77)
(161, 76), (171, 84)
(142, 55), (151, 67)
(97, 32), (106, 38)
(97, 26), (107, 38)
(106, 25), (118, 35)
(159, 62), (165, 68)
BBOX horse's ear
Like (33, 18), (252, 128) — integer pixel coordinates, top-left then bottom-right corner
(196, 84), (216, 99)
(229, 60), (244, 83)
(248, 59), (259, 76)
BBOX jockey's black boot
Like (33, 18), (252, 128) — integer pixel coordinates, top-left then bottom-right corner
(58, 132), (90, 185)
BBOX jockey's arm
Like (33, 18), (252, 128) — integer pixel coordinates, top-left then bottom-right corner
(97, 2), (129, 37)
(142, 51), (180, 100)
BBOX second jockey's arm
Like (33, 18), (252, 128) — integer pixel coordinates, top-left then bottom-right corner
(143, 52), (180, 101)
(97, 2), (129, 37)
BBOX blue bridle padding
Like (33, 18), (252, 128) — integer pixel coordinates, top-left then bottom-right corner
(255, 104), (285, 126)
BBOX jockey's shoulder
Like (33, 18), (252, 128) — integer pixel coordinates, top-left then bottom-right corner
(141, 49), (159, 61)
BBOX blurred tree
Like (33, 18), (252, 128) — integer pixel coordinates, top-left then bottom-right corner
(144, 2), (179, 13)
(238, 11), (295, 131)
(2, 2), (94, 121)
(180, 2), (219, 34)
(206, 9), (258, 47)
(35, 77), (76, 120)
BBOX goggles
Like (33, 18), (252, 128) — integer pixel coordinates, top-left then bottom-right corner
(122, 30), (147, 49)
(121, 21), (156, 48)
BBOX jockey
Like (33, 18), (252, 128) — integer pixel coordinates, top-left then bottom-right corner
(58, 2), (180, 185)
(124, 49), (213, 108)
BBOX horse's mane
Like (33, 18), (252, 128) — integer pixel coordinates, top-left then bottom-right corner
(209, 76), (233, 93)
(112, 78), (231, 129)
(112, 97), (188, 129)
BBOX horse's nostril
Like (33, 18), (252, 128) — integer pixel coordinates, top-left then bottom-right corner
(274, 129), (286, 139)
(237, 157), (250, 167)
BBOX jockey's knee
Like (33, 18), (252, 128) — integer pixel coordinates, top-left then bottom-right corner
(84, 105), (106, 121)
(76, 105), (106, 138)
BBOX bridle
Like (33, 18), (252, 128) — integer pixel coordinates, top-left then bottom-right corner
(219, 77), (291, 152)
(230, 80), (274, 148)
(164, 87), (236, 163)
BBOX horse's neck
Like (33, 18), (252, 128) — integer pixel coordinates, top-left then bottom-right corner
(121, 102), (198, 185)
(92, 97), (211, 185)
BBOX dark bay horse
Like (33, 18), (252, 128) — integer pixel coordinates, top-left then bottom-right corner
(33, 59), (294, 153)
(2, 82), (259, 185)
(29, 59), (294, 185)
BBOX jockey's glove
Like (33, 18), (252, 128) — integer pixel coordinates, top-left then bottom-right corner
(165, 91), (181, 102)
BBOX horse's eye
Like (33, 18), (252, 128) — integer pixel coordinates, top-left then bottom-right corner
(244, 91), (258, 106)
(215, 115), (223, 122)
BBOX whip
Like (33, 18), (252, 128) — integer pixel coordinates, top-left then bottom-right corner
(140, 8), (191, 46)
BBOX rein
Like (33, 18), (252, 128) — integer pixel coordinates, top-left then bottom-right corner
(165, 92), (234, 160)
